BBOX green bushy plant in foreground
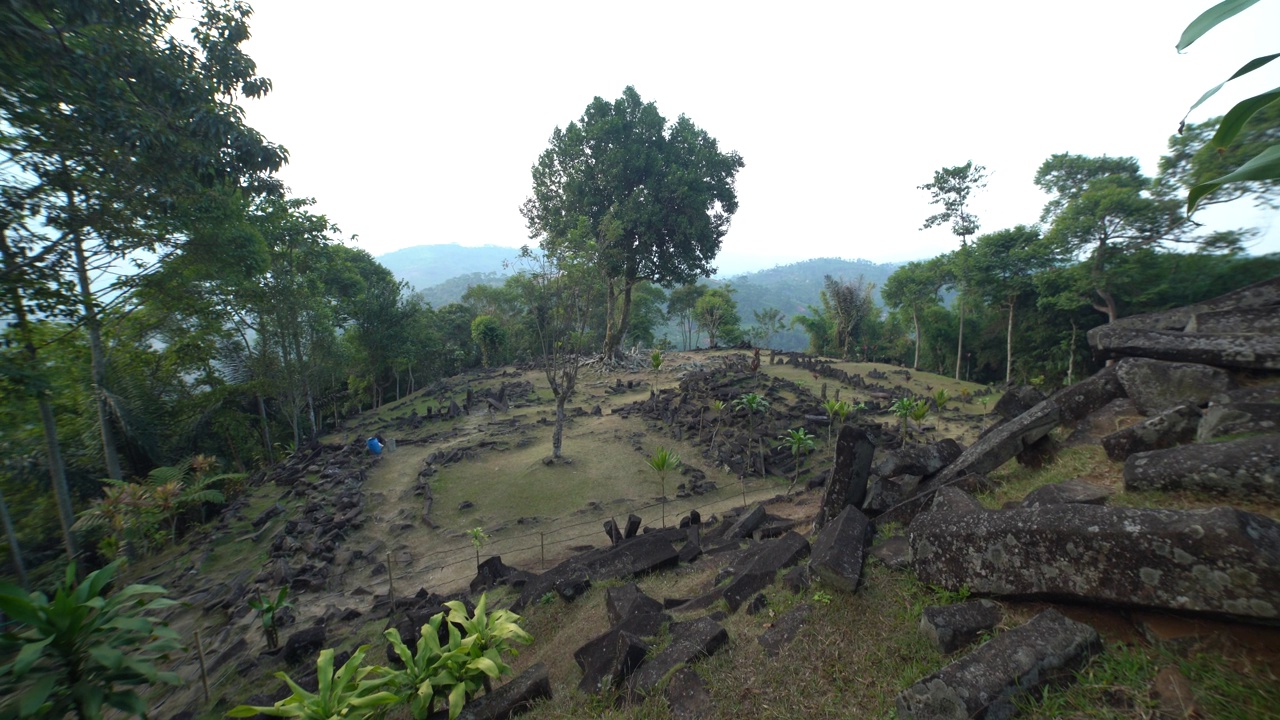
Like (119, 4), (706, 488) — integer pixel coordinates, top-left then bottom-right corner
(230, 593), (532, 720)
(0, 561), (182, 719)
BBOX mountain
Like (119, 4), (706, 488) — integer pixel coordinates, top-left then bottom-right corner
(376, 244), (523, 291)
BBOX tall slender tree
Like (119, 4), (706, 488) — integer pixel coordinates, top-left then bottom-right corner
(919, 161), (987, 379)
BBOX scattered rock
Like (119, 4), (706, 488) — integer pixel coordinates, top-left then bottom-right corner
(920, 600), (1002, 654)
(1150, 666), (1198, 720)
(456, 662), (552, 720)
(629, 616), (728, 698)
(992, 386), (1045, 422)
(870, 536), (911, 570)
(896, 609), (1101, 720)
(759, 603), (813, 657)
(1115, 358), (1232, 415)
(282, 625), (326, 666)
(726, 504), (766, 539)
(809, 505), (872, 593)
(606, 583), (664, 626)
(665, 667), (715, 720)
(1101, 405), (1200, 461)
(1019, 480), (1112, 508)
(817, 426), (875, 527)
(1124, 434), (1280, 501)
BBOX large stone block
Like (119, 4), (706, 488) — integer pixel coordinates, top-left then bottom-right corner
(1101, 405), (1200, 461)
(896, 610), (1101, 720)
(1124, 434), (1280, 501)
(629, 617), (728, 698)
(456, 662), (551, 720)
(1090, 328), (1280, 371)
(1114, 358), (1232, 415)
(910, 496), (1280, 621)
(817, 426), (875, 527)
(810, 505), (872, 593)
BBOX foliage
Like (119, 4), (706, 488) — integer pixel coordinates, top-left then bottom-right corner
(693, 288), (740, 348)
(932, 389), (951, 410)
(248, 587), (292, 651)
(522, 86), (744, 357)
(778, 428), (816, 495)
(1176, 1), (1280, 212)
(470, 315), (505, 368)
(650, 350), (663, 372)
(227, 645), (399, 719)
(467, 527), (490, 572)
(0, 561), (182, 719)
(646, 448), (681, 528)
(919, 161), (989, 242)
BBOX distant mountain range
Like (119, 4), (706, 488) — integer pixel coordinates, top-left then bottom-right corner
(377, 246), (909, 348)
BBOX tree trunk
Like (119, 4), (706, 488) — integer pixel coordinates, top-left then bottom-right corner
(607, 280), (636, 359)
(552, 394), (567, 458)
(1005, 297), (1015, 385)
(954, 293), (965, 381)
(602, 276), (618, 357)
(72, 236), (124, 480)
(256, 393), (273, 461)
(1067, 319), (1078, 386)
(911, 306), (921, 370)
(39, 396), (79, 562)
(0, 486), (28, 589)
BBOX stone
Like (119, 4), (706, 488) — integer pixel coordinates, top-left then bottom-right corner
(577, 630), (648, 696)
(870, 536), (911, 570)
(746, 593), (769, 615)
(1124, 434), (1280, 501)
(817, 426), (876, 527)
(781, 565), (811, 593)
(553, 567), (591, 602)
(469, 556), (518, 595)
(624, 514), (641, 539)
(920, 600), (1002, 654)
(863, 474), (922, 514)
(1198, 401), (1280, 441)
(874, 439), (965, 480)
(810, 505), (872, 593)
(992, 386), (1045, 422)
(1091, 327), (1280, 370)
(1114, 358), (1232, 415)
(603, 519), (622, 545)
(726, 504), (766, 539)
(456, 662), (552, 720)
(881, 400), (1058, 525)
(896, 609), (1101, 720)
(721, 531), (811, 612)
(759, 603), (813, 657)
(282, 625), (326, 666)
(910, 496), (1280, 621)
(629, 616), (728, 698)
(1048, 365), (1127, 427)
(665, 667), (714, 720)
(606, 583), (663, 626)
(1019, 480), (1112, 508)
(1101, 405), (1200, 461)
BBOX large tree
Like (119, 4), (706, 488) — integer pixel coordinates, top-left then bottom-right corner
(881, 258), (945, 370)
(969, 226), (1050, 384)
(1035, 154), (1183, 323)
(522, 87), (744, 358)
(919, 161), (987, 379)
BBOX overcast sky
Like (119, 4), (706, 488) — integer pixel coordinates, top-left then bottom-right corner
(239, 1), (1280, 277)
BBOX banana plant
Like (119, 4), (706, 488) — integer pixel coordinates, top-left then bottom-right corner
(227, 646), (399, 719)
(248, 587), (293, 650)
(646, 447), (681, 528)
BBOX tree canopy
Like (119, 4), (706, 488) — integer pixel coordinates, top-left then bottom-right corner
(521, 86), (744, 358)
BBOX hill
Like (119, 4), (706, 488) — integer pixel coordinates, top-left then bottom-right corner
(377, 244), (523, 291)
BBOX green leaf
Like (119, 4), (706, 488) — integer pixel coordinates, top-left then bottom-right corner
(448, 683), (467, 720)
(12, 636), (52, 675)
(1189, 143), (1280, 211)
(1184, 53), (1280, 118)
(1177, 0), (1263, 51)
(18, 673), (56, 717)
(1210, 89), (1280, 149)
(89, 645), (126, 671)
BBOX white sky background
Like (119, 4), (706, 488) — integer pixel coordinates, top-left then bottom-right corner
(239, 1), (1280, 277)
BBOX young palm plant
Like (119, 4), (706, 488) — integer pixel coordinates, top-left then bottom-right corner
(646, 447), (681, 528)
(467, 528), (490, 572)
(779, 428), (816, 496)
(733, 393), (770, 477)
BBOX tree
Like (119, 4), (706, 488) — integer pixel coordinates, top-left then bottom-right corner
(470, 316), (505, 369)
(919, 161), (987, 380)
(821, 275), (875, 359)
(1035, 154), (1184, 323)
(625, 283), (668, 349)
(667, 284), (708, 350)
(522, 87), (744, 358)
(969, 226), (1050, 384)
(693, 288), (739, 349)
(881, 259), (944, 370)
(751, 308), (788, 350)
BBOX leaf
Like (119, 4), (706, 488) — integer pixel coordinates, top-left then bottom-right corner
(1177, 0), (1263, 51)
(18, 673), (56, 716)
(1188, 144), (1280, 211)
(448, 683), (467, 720)
(1210, 89), (1280, 148)
(1184, 53), (1280, 119)
(89, 645), (126, 671)
(12, 636), (52, 675)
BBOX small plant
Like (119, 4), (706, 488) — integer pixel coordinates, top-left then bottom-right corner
(650, 349), (663, 372)
(909, 399), (930, 425)
(978, 396), (991, 414)
(779, 428), (816, 496)
(0, 561), (183, 719)
(932, 388), (950, 411)
(734, 392), (771, 479)
(467, 527), (490, 572)
(812, 590), (833, 604)
(646, 447), (681, 528)
(708, 399), (726, 449)
(890, 396), (916, 435)
(248, 587), (293, 650)
(538, 592), (556, 606)
(227, 645), (399, 719)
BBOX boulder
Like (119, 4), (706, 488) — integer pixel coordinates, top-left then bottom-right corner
(873, 439), (964, 480)
(870, 536), (911, 570)
(574, 612), (670, 695)
(629, 617), (728, 698)
(920, 600), (1002, 654)
(576, 631), (648, 696)
(864, 474), (922, 514)
(665, 667), (714, 720)
(456, 662), (551, 720)
(606, 583), (663, 626)
(758, 603), (813, 658)
(1019, 480), (1112, 508)
(910, 492), (1280, 621)
(1090, 327), (1280, 371)
(1047, 365), (1126, 426)
(992, 386), (1045, 422)
(1100, 405), (1200, 461)
(470, 556), (517, 595)
(1198, 401), (1280, 441)
(817, 426), (876, 527)
(896, 609), (1101, 720)
(809, 505), (872, 593)
(1124, 434), (1280, 501)
(1114, 358), (1232, 415)
(721, 531), (811, 612)
(282, 625), (326, 666)
(726, 504), (766, 539)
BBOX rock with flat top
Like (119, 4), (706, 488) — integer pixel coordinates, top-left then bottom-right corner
(1124, 434), (1280, 502)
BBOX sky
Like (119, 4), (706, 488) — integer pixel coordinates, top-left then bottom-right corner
(238, 1), (1280, 277)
